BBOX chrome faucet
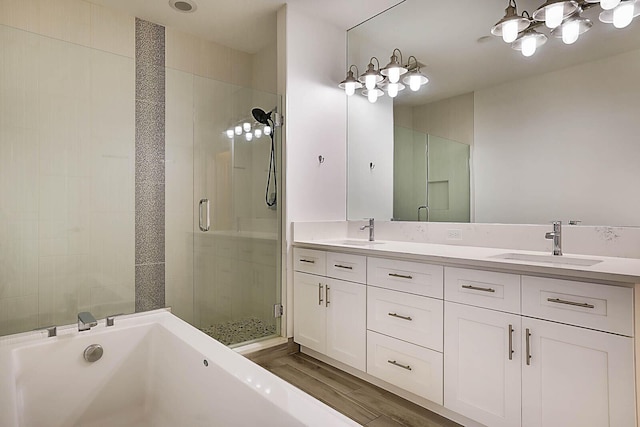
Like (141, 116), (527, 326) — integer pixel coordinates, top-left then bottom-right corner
(360, 218), (375, 241)
(78, 312), (98, 332)
(545, 221), (562, 256)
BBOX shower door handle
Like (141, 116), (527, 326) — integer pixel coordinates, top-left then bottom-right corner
(199, 199), (210, 232)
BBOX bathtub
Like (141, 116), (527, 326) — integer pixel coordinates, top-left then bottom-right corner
(0, 310), (359, 427)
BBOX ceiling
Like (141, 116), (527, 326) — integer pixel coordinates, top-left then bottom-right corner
(348, 0), (640, 106)
(87, 0), (404, 54)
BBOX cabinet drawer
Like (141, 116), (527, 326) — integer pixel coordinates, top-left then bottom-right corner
(293, 248), (326, 275)
(367, 331), (443, 404)
(367, 257), (443, 298)
(445, 267), (521, 314)
(326, 252), (366, 284)
(522, 276), (633, 336)
(367, 286), (443, 351)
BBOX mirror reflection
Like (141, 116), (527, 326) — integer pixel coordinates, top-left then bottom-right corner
(346, 0), (640, 226)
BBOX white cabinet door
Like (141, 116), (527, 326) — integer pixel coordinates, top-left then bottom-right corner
(293, 272), (326, 354)
(325, 277), (367, 371)
(444, 302), (522, 427)
(522, 317), (636, 427)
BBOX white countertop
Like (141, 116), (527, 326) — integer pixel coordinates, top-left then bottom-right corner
(293, 239), (640, 285)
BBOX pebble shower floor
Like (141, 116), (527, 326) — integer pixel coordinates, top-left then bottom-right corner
(200, 317), (277, 346)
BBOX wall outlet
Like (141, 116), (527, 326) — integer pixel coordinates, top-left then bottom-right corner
(447, 229), (462, 240)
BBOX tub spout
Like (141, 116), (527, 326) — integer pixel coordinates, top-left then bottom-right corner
(78, 312), (98, 332)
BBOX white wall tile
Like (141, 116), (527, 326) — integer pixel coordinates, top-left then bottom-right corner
(37, 0), (91, 47)
(90, 3), (134, 58)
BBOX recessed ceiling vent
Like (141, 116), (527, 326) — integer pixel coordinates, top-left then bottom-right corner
(169, 0), (197, 13)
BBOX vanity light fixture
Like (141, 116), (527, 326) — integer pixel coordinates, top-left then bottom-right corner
(359, 57), (384, 90)
(338, 65), (363, 96)
(340, 51), (428, 102)
(380, 49), (408, 83)
(491, 0), (532, 42)
(492, 0), (638, 57)
(402, 56), (429, 91)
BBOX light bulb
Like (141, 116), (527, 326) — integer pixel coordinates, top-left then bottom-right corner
(502, 19), (519, 43)
(254, 128), (262, 138)
(245, 132), (253, 141)
(521, 35), (538, 57)
(345, 81), (356, 96)
(562, 20), (580, 44)
(365, 74), (377, 90)
(613, 1), (634, 28)
(601, 0), (621, 10)
(545, 3), (564, 28)
(387, 67), (400, 83)
(226, 129), (234, 138)
(387, 83), (399, 98)
(234, 125), (242, 135)
(243, 122), (251, 132)
(409, 75), (421, 92)
(264, 125), (271, 136)
(367, 90), (379, 103)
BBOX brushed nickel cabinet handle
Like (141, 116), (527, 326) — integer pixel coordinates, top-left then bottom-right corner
(318, 284), (324, 305)
(547, 298), (595, 309)
(388, 313), (412, 321)
(334, 264), (353, 270)
(387, 360), (412, 371)
(389, 273), (413, 280)
(461, 284), (495, 293)
(508, 324), (514, 361)
(526, 328), (532, 366)
(198, 199), (210, 232)
(300, 259), (315, 264)
(326, 286), (330, 307)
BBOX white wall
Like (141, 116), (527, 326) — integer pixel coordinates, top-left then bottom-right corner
(284, 5), (347, 224)
(474, 49), (640, 226)
(282, 4), (349, 336)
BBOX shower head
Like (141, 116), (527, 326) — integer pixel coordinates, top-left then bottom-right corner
(252, 108), (272, 125)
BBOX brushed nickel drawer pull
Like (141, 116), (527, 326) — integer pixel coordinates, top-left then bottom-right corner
(547, 298), (595, 309)
(508, 324), (514, 361)
(318, 284), (324, 305)
(334, 264), (353, 270)
(461, 284), (496, 293)
(526, 328), (532, 366)
(326, 286), (330, 307)
(300, 259), (315, 264)
(387, 360), (412, 371)
(389, 273), (413, 280)
(388, 312), (412, 321)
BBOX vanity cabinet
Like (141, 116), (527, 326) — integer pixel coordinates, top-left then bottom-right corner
(293, 248), (367, 371)
(444, 302), (522, 427)
(444, 267), (636, 427)
(292, 244), (638, 427)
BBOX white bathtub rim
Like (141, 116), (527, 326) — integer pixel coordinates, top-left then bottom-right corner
(0, 310), (359, 427)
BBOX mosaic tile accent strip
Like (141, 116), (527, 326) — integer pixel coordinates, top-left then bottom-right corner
(135, 100), (165, 184)
(135, 18), (165, 312)
(135, 19), (165, 66)
(135, 181), (165, 265)
(200, 317), (278, 346)
(135, 264), (165, 312)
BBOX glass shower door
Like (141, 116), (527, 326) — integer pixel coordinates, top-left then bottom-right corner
(192, 76), (282, 347)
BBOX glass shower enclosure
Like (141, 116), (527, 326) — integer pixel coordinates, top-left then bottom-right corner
(166, 69), (282, 347)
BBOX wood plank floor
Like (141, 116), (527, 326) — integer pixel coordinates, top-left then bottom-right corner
(251, 348), (462, 427)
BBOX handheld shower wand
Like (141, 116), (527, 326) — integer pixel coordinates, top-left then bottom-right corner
(252, 107), (278, 208)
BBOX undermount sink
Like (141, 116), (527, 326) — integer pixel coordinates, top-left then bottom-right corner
(491, 253), (602, 267)
(332, 240), (385, 246)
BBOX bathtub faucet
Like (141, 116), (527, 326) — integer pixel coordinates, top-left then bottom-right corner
(78, 312), (98, 332)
